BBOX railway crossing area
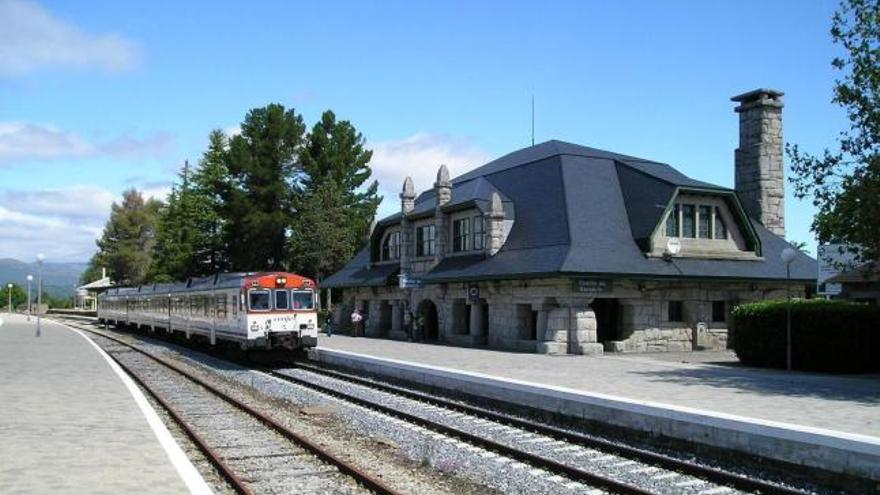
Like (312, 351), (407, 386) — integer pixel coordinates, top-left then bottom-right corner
(0, 314), (211, 495)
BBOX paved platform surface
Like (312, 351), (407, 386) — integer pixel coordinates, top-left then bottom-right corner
(0, 314), (207, 494)
(318, 335), (880, 438)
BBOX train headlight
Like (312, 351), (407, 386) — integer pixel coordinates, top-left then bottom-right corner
(275, 276), (287, 287)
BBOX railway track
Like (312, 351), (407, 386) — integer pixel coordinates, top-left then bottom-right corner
(60, 317), (819, 495)
(77, 327), (402, 495)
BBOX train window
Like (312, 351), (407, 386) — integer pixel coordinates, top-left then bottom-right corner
(291, 290), (314, 310)
(274, 290), (289, 310)
(216, 295), (226, 319)
(249, 290), (271, 311)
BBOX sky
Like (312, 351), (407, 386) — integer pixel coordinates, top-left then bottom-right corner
(0, 0), (847, 263)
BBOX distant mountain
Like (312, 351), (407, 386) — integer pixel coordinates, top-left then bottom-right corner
(0, 259), (88, 299)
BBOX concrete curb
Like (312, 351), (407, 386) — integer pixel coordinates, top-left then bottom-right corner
(313, 347), (880, 481)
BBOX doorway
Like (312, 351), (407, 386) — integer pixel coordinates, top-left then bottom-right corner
(417, 299), (439, 341)
(592, 298), (620, 344)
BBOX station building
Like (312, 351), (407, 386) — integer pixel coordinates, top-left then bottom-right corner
(322, 89), (816, 354)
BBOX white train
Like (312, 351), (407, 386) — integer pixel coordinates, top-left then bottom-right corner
(98, 271), (319, 351)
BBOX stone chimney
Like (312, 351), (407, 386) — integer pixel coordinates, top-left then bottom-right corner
(434, 165), (452, 259)
(731, 88), (785, 237)
(399, 177), (416, 274)
(485, 192), (506, 256)
(400, 176), (415, 214)
(434, 164), (452, 206)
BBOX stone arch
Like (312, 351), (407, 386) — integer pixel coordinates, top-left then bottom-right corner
(416, 299), (439, 341)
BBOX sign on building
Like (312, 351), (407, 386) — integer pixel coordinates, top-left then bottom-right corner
(398, 274), (423, 289)
(572, 278), (612, 294)
(817, 243), (859, 296)
(467, 284), (480, 302)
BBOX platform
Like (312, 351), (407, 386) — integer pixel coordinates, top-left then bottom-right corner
(314, 335), (880, 481)
(0, 314), (210, 494)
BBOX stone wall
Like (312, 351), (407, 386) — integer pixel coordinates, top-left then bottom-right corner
(333, 277), (804, 355)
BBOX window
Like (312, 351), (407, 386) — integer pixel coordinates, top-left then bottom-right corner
(665, 205), (680, 237)
(292, 290), (314, 310)
(714, 207), (727, 239)
(382, 231), (400, 260)
(698, 205), (712, 239)
(712, 301), (726, 322)
(668, 300), (684, 322)
(274, 289), (289, 310)
(452, 218), (470, 252)
(416, 224), (435, 257)
(473, 215), (485, 250)
(216, 295), (226, 319)
(249, 290), (271, 311)
(682, 205), (696, 238)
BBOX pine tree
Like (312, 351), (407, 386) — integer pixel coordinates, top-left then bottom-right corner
(225, 104), (306, 270)
(94, 189), (162, 285)
(293, 110), (381, 280)
(191, 130), (230, 273)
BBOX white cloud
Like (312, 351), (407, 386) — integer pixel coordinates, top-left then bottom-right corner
(0, 122), (174, 165)
(0, 186), (117, 261)
(369, 133), (491, 198)
(0, 0), (139, 76)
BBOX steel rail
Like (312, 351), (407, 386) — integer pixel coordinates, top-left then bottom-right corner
(262, 366), (662, 495)
(72, 324), (405, 495)
(288, 360), (810, 495)
(105, 348), (255, 495)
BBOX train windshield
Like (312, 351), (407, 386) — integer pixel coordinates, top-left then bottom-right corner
(248, 290), (271, 311)
(291, 290), (314, 310)
(274, 289), (289, 310)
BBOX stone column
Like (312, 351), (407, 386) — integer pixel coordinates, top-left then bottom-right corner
(536, 310), (549, 340)
(391, 300), (402, 334)
(537, 307), (569, 354)
(485, 192), (506, 256)
(570, 304), (603, 355)
(399, 177), (416, 276)
(366, 300), (382, 337)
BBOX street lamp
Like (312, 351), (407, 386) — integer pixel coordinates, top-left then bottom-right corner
(26, 275), (33, 321)
(6, 283), (11, 313)
(36, 253), (44, 338)
(781, 247), (797, 371)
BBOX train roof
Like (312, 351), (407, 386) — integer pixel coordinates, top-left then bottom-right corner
(101, 271), (312, 297)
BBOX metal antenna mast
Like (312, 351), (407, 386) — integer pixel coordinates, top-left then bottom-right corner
(531, 94), (535, 146)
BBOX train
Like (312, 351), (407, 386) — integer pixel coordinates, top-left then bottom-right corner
(97, 271), (319, 351)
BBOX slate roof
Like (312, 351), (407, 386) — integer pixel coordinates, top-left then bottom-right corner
(321, 140), (817, 288)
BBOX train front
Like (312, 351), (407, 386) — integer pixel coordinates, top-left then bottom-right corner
(243, 272), (318, 351)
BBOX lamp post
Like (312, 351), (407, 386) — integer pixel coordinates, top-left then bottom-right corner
(781, 247), (797, 371)
(6, 283), (11, 313)
(26, 275), (33, 321)
(36, 253), (44, 338)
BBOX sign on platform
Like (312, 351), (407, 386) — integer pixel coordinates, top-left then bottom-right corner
(572, 278), (612, 294)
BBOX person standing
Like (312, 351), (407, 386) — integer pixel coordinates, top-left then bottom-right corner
(350, 308), (364, 337)
(324, 313), (334, 338)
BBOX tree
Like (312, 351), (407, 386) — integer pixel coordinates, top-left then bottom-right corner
(225, 104), (306, 270)
(0, 283), (27, 310)
(787, 0), (880, 262)
(290, 182), (361, 282)
(94, 189), (163, 285)
(293, 110), (381, 280)
(191, 130), (231, 274)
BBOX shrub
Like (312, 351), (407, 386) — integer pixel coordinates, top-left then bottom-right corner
(730, 299), (880, 373)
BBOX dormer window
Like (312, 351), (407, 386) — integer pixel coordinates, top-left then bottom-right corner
(682, 204), (696, 238)
(453, 218), (470, 252)
(381, 231), (401, 260)
(665, 205), (680, 237)
(473, 215), (485, 250)
(416, 224), (436, 257)
(698, 206), (712, 239)
(714, 207), (727, 239)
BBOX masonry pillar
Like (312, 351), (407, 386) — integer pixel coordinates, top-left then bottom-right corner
(485, 192), (506, 256)
(434, 164), (452, 261)
(570, 303), (603, 355)
(537, 307), (569, 354)
(732, 89), (785, 236)
(391, 300), (402, 334)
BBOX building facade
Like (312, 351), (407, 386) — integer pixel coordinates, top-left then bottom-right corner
(322, 89), (816, 354)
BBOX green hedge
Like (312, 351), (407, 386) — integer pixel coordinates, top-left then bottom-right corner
(730, 299), (880, 373)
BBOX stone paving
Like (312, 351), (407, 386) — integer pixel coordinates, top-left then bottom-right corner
(318, 335), (880, 438)
(0, 314), (200, 494)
